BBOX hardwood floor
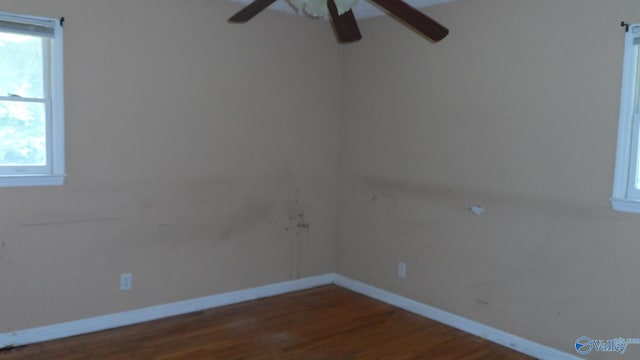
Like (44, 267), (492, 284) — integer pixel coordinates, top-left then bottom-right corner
(0, 286), (534, 359)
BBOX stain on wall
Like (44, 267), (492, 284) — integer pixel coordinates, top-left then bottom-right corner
(0, 0), (340, 333)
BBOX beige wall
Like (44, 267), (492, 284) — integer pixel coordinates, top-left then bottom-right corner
(2, 0), (640, 357)
(339, 0), (640, 357)
(0, 0), (341, 331)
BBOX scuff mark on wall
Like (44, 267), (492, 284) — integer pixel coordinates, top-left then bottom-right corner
(358, 175), (618, 223)
(272, 163), (314, 280)
(283, 197), (309, 280)
(18, 218), (123, 228)
(218, 198), (275, 242)
(283, 201), (311, 235)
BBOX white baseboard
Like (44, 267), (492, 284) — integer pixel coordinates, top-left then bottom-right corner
(334, 275), (583, 360)
(0, 273), (335, 349)
(0, 273), (581, 360)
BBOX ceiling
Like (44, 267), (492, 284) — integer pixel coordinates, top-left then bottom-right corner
(227, 0), (454, 19)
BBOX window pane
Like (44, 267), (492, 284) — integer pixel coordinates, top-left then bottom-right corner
(636, 128), (640, 190)
(635, 44), (640, 114)
(0, 100), (46, 166)
(0, 31), (45, 99)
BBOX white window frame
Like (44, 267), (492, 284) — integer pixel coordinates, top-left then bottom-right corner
(612, 24), (640, 213)
(0, 11), (64, 187)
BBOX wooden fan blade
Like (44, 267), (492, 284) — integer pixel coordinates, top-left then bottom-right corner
(369, 0), (448, 41)
(228, 0), (277, 23)
(327, 0), (362, 43)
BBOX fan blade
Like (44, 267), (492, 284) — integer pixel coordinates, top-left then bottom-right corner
(228, 0), (277, 23)
(369, 0), (448, 41)
(327, 0), (362, 43)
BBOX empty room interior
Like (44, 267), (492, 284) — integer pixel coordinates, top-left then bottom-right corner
(1, 0), (640, 359)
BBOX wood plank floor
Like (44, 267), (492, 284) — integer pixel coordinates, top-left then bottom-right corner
(0, 286), (534, 359)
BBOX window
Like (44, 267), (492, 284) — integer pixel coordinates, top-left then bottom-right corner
(612, 24), (640, 213)
(0, 12), (64, 187)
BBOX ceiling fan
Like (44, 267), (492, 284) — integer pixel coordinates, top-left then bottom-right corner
(228, 0), (449, 44)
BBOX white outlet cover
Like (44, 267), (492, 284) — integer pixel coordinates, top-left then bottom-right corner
(227, 0), (455, 19)
(120, 273), (132, 291)
(398, 262), (407, 278)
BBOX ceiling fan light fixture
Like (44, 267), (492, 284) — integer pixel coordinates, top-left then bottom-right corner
(287, 0), (359, 17)
(228, 0), (449, 44)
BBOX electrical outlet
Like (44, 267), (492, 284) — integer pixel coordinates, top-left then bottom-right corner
(398, 262), (407, 278)
(120, 273), (132, 291)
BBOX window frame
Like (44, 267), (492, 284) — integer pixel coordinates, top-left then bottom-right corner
(0, 11), (64, 187)
(612, 23), (640, 213)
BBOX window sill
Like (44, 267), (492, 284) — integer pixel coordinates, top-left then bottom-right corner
(610, 197), (640, 214)
(0, 174), (65, 188)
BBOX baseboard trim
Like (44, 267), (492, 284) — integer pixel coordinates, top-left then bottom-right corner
(0, 273), (581, 359)
(0, 273), (335, 349)
(333, 275), (582, 360)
